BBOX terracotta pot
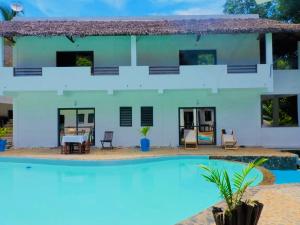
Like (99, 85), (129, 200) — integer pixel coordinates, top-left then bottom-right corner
(212, 201), (263, 225)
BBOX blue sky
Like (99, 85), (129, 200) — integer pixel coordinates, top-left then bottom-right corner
(2, 0), (226, 17)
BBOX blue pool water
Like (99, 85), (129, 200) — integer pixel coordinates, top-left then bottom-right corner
(0, 156), (263, 225)
(272, 170), (300, 184)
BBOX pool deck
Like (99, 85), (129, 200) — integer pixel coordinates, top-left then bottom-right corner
(177, 183), (300, 225)
(0, 146), (296, 160)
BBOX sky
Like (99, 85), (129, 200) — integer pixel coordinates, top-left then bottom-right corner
(1, 0), (227, 18)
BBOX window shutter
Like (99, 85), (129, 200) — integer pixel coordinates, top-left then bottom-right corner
(141, 107), (153, 126)
(120, 107), (132, 127)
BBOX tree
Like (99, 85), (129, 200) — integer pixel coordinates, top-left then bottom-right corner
(277, 0), (300, 23)
(0, 4), (17, 21)
(223, 0), (300, 23)
(223, 0), (273, 18)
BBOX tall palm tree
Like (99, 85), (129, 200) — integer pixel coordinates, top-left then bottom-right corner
(0, 4), (17, 21)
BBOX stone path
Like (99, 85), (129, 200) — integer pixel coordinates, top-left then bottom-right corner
(176, 184), (300, 225)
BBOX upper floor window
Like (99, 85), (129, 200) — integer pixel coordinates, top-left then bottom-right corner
(179, 50), (217, 66)
(56, 51), (94, 67)
(261, 95), (298, 127)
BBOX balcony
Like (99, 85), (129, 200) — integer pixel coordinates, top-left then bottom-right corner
(0, 64), (273, 94)
(273, 70), (300, 93)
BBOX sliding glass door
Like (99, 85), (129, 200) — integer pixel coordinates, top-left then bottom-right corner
(58, 108), (95, 146)
(179, 107), (216, 145)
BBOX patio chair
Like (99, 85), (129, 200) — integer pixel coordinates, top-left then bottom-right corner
(221, 129), (238, 150)
(184, 129), (198, 149)
(100, 131), (114, 149)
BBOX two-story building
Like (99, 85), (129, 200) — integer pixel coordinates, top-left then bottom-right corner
(0, 15), (300, 148)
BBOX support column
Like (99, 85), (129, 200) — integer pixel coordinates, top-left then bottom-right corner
(265, 33), (273, 65)
(131, 36), (137, 66)
(0, 37), (4, 67)
(297, 41), (300, 69)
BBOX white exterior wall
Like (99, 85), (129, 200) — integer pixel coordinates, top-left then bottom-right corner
(13, 34), (260, 67)
(14, 36), (131, 67)
(13, 90), (262, 148)
(260, 69), (300, 148)
(137, 34), (260, 66)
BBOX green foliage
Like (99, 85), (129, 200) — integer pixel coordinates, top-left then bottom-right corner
(140, 127), (150, 137)
(223, 0), (273, 18)
(200, 158), (268, 214)
(223, 0), (300, 23)
(75, 56), (93, 67)
(0, 3), (21, 21)
(0, 128), (9, 138)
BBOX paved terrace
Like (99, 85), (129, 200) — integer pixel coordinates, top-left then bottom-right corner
(177, 184), (300, 225)
(0, 147), (298, 169)
(0, 146), (295, 159)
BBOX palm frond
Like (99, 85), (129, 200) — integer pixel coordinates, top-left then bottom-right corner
(0, 5), (14, 21)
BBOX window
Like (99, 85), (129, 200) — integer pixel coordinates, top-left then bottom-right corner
(141, 107), (153, 126)
(77, 114), (85, 124)
(88, 113), (94, 123)
(179, 50), (217, 65)
(261, 95), (298, 127)
(120, 107), (132, 127)
(56, 51), (94, 67)
(204, 110), (212, 122)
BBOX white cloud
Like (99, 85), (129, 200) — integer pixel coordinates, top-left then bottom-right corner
(173, 7), (223, 15)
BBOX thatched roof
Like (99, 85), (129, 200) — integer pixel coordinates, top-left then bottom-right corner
(1, 17), (300, 37)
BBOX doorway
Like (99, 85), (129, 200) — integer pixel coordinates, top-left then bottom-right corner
(58, 108), (95, 146)
(179, 107), (216, 145)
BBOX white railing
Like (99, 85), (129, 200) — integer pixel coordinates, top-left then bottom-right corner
(0, 64), (273, 93)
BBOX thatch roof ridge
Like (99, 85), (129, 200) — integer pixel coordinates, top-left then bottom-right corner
(0, 17), (299, 37)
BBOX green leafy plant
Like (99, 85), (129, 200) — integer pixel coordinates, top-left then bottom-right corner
(140, 127), (150, 137)
(0, 128), (9, 139)
(200, 158), (268, 214)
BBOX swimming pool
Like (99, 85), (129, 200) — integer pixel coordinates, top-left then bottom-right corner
(0, 156), (263, 225)
(272, 170), (300, 184)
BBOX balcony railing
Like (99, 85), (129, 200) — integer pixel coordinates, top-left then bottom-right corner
(227, 65), (257, 74)
(149, 66), (180, 75)
(0, 64), (273, 93)
(13, 67), (42, 76)
(93, 67), (119, 76)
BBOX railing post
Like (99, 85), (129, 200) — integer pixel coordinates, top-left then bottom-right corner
(265, 33), (273, 66)
(131, 35), (137, 66)
(0, 37), (4, 67)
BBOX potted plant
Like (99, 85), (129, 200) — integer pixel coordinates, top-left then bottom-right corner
(140, 127), (150, 152)
(0, 128), (9, 152)
(200, 158), (268, 225)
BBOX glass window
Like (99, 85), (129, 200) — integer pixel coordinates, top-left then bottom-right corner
(261, 95), (298, 127)
(141, 107), (153, 127)
(77, 114), (84, 124)
(179, 50), (217, 65)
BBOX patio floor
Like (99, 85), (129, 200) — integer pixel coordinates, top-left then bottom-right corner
(0, 146), (296, 160)
(177, 183), (300, 225)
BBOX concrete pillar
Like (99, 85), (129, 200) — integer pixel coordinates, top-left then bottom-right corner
(0, 37), (4, 67)
(265, 33), (273, 65)
(297, 41), (300, 69)
(131, 36), (137, 66)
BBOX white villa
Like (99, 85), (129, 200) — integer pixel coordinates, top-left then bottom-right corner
(0, 15), (300, 148)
